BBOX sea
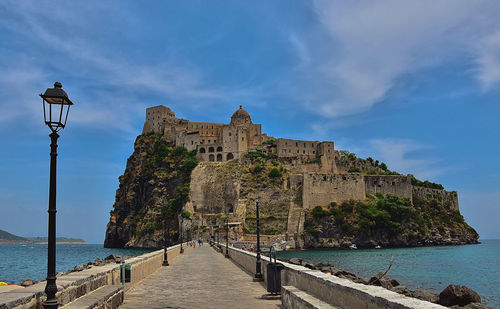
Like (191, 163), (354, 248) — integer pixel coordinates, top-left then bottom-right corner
(277, 239), (500, 308)
(0, 244), (151, 284)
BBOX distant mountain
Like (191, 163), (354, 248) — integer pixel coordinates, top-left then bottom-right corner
(27, 237), (86, 243)
(0, 229), (87, 244)
(0, 229), (27, 241)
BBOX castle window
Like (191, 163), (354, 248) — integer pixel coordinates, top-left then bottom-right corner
(214, 140), (217, 143)
(289, 150), (291, 153)
(296, 142), (298, 146)
(191, 141), (194, 145)
(209, 154), (215, 161)
(209, 147), (215, 153)
(217, 146), (223, 152)
(201, 125), (203, 129)
(199, 147), (206, 153)
(313, 151), (315, 154)
(303, 150), (305, 154)
(208, 140), (211, 143)
(297, 150), (299, 153)
(328, 150), (331, 153)
(227, 153), (234, 160)
(304, 143), (306, 147)
(202, 139), (205, 143)
(229, 132), (232, 136)
(217, 154), (222, 162)
(285, 142), (288, 146)
(242, 137), (244, 141)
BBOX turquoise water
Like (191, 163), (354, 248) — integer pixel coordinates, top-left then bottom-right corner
(0, 244), (151, 284)
(277, 240), (500, 309)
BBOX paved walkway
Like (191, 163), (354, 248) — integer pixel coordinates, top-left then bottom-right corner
(120, 245), (281, 309)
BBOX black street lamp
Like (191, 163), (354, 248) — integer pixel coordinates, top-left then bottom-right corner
(40, 82), (74, 309)
(225, 216), (229, 258)
(254, 199), (263, 282)
(162, 220), (169, 266)
(179, 216), (184, 254)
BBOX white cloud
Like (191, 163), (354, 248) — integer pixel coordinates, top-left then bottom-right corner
(476, 29), (500, 90)
(368, 138), (445, 180)
(287, 0), (500, 118)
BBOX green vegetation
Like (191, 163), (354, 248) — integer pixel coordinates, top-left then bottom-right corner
(348, 167), (361, 173)
(411, 175), (444, 190)
(268, 167), (282, 178)
(339, 150), (357, 160)
(262, 139), (277, 145)
(305, 193), (474, 242)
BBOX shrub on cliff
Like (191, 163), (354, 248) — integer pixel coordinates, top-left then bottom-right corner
(268, 167), (282, 178)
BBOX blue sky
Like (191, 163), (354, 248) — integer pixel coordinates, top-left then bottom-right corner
(0, 1), (499, 243)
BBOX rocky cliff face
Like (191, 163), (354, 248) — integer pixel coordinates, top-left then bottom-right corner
(104, 132), (197, 248)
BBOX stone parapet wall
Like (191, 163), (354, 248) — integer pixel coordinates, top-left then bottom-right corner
(412, 187), (459, 211)
(365, 175), (413, 198)
(220, 245), (446, 309)
(302, 173), (365, 209)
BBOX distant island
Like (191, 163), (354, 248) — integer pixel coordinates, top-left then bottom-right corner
(0, 229), (88, 244)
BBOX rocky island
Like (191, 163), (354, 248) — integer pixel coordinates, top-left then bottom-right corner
(104, 106), (478, 249)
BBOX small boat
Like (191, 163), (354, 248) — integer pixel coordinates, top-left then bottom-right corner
(375, 245), (381, 249)
(349, 244), (357, 249)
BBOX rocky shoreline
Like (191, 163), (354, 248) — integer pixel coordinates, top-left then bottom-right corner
(280, 257), (493, 309)
(15, 254), (125, 287)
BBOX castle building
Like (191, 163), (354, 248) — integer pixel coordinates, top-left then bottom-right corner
(142, 105), (335, 169)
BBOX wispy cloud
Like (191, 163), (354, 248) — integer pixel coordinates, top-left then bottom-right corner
(286, 1), (500, 118)
(369, 138), (446, 180)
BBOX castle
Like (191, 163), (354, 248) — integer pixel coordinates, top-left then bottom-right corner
(142, 105), (459, 215)
(142, 105), (336, 172)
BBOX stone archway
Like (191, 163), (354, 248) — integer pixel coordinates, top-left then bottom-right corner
(209, 147), (215, 153)
(217, 154), (223, 162)
(209, 154), (215, 161)
(226, 153), (234, 160)
(199, 147), (206, 153)
(217, 146), (223, 152)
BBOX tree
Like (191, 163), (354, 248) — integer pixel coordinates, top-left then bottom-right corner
(380, 162), (388, 171)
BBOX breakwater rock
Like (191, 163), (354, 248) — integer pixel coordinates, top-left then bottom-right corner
(281, 257), (492, 308)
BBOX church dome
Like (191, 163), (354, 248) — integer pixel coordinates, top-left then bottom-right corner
(230, 105), (252, 125)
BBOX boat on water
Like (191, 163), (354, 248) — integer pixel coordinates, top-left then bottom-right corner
(375, 245), (381, 249)
(349, 244), (358, 249)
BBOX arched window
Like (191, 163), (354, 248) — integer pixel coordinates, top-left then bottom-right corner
(217, 146), (223, 152)
(209, 154), (215, 162)
(209, 147), (215, 153)
(217, 154), (222, 162)
(227, 153), (234, 160)
(199, 147), (206, 153)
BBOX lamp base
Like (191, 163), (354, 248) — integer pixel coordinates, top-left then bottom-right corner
(162, 261), (169, 266)
(42, 299), (59, 309)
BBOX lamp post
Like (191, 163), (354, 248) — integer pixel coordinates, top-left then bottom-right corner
(40, 82), (74, 309)
(225, 216), (229, 258)
(254, 199), (263, 281)
(162, 220), (169, 266)
(179, 216), (184, 254)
